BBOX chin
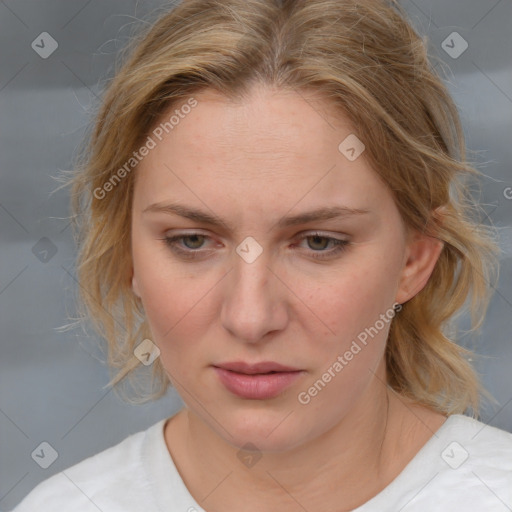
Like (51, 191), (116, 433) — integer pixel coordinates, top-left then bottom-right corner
(212, 405), (311, 453)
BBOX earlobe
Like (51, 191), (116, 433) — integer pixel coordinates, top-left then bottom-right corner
(132, 273), (141, 298)
(395, 230), (444, 305)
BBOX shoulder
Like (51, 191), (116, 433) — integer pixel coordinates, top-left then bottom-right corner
(9, 419), (166, 512)
(441, 414), (512, 469)
(410, 414), (512, 509)
(359, 414), (512, 512)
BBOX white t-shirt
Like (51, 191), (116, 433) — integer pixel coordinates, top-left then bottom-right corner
(9, 413), (512, 511)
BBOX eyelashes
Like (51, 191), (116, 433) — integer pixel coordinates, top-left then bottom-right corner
(162, 232), (350, 261)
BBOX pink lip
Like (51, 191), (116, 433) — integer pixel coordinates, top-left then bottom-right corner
(214, 361), (301, 374)
(213, 362), (305, 399)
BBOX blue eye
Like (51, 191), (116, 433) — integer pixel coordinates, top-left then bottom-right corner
(162, 232), (350, 261)
(171, 234), (206, 249)
(163, 234), (210, 259)
(297, 233), (350, 260)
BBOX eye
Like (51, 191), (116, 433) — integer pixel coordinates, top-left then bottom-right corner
(295, 232), (350, 260)
(162, 233), (212, 259)
(161, 231), (350, 261)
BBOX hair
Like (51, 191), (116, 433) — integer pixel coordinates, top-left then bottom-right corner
(66, 0), (500, 415)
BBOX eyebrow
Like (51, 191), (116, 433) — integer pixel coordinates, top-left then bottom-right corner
(142, 202), (371, 231)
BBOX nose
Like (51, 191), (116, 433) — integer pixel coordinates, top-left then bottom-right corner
(220, 248), (289, 344)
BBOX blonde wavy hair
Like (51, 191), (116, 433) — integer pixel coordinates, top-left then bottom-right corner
(66, 0), (500, 415)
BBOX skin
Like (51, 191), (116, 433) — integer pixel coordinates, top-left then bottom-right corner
(130, 83), (447, 511)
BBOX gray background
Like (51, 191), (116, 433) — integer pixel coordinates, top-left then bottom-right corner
(1, 0), (511, 509)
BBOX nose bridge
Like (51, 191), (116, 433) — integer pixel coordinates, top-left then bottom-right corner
(220, 243), (287, 342)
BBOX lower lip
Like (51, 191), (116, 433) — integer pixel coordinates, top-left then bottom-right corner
(213, 367), (305, 400)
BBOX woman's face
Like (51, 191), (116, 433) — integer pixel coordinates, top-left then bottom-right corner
(131, 83), (437, 451)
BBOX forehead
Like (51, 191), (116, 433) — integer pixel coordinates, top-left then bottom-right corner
(133, 84), (393, 219)
(148, 83), (352, 166)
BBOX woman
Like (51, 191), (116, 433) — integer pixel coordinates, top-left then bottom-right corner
(11, 0), (512, 510)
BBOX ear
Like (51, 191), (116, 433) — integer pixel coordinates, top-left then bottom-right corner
(395, 221), (444, 305)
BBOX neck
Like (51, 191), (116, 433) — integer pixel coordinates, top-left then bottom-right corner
(168, 368), (445, 512)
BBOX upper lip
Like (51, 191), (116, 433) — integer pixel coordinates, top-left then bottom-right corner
(214, 361), (302, 374)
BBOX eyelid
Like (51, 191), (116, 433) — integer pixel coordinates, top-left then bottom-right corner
(162, 230), (348, 243)
(294, 231), (350, 258)
(297, 229), (348, 239)
(163, 229), (348, 240)
(162, 230), (217, 250)
(162, 230), (350, 261)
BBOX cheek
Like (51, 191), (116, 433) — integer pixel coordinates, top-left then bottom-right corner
(293, 250), (402, 341)
(295, 266), (396, 413)
(132, 228), (404, 373)
(288, 247), (401, 395)
(139, 269), (208, 332)
(132, 245), (221, 354)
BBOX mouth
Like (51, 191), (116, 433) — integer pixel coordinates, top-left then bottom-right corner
(213, 360), (302, 374)
(212, 362), (305, 399)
